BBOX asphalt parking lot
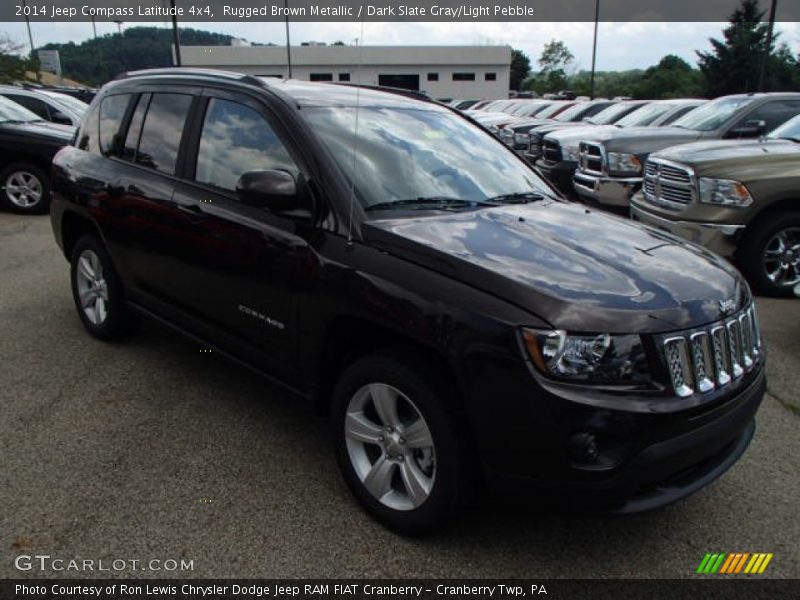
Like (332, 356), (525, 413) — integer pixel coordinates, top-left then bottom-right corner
(1, 211), (798, 579)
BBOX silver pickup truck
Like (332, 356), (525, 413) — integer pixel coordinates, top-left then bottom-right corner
(573, 93), (800, 209)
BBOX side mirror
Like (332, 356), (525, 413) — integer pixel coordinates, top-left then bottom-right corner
(728, 119), (767, 139)
(51, 110), (73, 125)
(236, 169), (312, 216)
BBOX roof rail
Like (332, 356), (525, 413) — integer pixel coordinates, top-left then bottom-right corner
(113, 67), (266, 88)
(333, 82), (437, 104)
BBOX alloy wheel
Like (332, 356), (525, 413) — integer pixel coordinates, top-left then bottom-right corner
(4, 170), (43, 208)
(344, 383), (436, 511)
(763, 227), (800, 288)
(75, 249), (109, 325)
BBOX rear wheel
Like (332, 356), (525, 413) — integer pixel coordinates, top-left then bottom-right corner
(331, 354), (469, 534)
(70, 235), (129, 340)
(740, 212), (800, 297)
(0, 163), (50, 214)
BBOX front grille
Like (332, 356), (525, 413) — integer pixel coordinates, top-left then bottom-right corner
(578, 142), (604, 175)
(661, 305), (761, 398)
(542, 139), (562, 162)
(643, 158), (695, 207)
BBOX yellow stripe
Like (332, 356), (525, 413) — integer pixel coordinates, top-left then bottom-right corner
(720, 554), (736, 574)
(750, 554), (766, 574)
(734, 553), (750, 573)
(744, 554), (760, 573)
(757, 553), (773, 574)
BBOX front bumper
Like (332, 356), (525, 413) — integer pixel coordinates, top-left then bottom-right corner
(630, 198), (744, 258)
(573, 171), (642, 207)
(536, 160), (578, 196)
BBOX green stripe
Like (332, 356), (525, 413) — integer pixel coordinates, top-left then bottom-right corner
(702, 554), (718, 573)
(711, 553), (727, 573)
(697, 554), (712, 573)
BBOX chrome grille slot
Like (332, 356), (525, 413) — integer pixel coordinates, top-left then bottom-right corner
(643, 158), (696, 207)
(664, 337), (694, 398)
(661, 305), (760, 398)
(578, 142), (604, 175)
(542, 139), (562, 162)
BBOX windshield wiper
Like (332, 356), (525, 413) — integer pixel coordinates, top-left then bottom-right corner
(485, 192), (547, 204)
(365, 196), (491, 212)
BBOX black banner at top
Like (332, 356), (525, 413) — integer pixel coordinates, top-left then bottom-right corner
(3, 0), (799, 23)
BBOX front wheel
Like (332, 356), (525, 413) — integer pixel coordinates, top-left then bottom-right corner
(740, 213), (800, 297)
(331, 354), (469, 534)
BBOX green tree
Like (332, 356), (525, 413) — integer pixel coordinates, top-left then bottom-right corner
(509, 48), (531, 91)
(0, 34), (28, 83)
(697, 0), (797, 96)
(531, 40), (575, 94)
(633, 55), (702, 99)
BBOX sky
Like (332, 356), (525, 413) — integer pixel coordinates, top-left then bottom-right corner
(1, 20), (798, 72)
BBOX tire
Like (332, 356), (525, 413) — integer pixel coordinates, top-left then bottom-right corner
(739, 211), (800, 297)
(70, 234), (129, 341)
(0, 162), (51, 214)
(331, 353), (470, 534)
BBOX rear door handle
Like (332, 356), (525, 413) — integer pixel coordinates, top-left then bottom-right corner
(176, 203), (207, 221)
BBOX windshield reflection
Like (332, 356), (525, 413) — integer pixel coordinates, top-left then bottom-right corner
(305, 107), (552, 211)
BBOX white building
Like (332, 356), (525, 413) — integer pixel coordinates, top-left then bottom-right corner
(179, 45), (511, 101)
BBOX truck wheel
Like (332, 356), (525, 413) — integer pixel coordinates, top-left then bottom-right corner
(70, 235), (129, 340)
(0, 163), (51, 214)
(331, 354), (469, 534)
(740, 212), (800, 297)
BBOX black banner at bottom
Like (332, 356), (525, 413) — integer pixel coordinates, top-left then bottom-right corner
(1, 579), (798, 600)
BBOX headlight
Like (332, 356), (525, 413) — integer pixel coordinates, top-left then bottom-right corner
(513, 132), (530, 149)
(563, 145), (580, 162)
(698, 178), (753, 207)
(521, 329), (649, 383)
(607, 152), (642, 174)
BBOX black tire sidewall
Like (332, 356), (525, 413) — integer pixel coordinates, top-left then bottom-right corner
(331, 354), (466, 534)
(0, 163), (51, 215)
(741, 212), (800, 297)
(70, 235), (127, 340)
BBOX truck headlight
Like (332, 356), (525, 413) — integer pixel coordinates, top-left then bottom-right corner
(563, 145), (580, 162)
(607, 152), (642, 174)
(513, 132), (530, 150)
(521, 329), (649, 383)
(698, 178), (753, 207)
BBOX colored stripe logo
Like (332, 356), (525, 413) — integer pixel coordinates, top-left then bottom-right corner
(697, 552), (773, 574)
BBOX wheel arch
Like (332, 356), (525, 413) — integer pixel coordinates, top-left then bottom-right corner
(61, 210), (104, 261)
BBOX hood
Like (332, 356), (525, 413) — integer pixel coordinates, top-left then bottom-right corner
(546, 125), (619, 146)
(364, 200), (747, 334)
(655, 138), (800, 165)
(0, 120), (75, 143)
(601, 126), (702, 153)
(510, 118), (558, 132)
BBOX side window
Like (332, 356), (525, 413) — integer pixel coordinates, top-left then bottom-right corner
(76, 102), (100, 153)
(98, 94), (132, 157)
(135, 93), (193, 174)
(4, 94), (50, 120)
(121, 93), (150, 161)
(194, 98), (299, 193)
(738, 100), (800, 132)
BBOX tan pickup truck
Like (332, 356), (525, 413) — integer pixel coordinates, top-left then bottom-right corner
(631, 114), (800, 297)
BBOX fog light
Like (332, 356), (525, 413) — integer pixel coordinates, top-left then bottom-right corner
(568, 432), (599, 464)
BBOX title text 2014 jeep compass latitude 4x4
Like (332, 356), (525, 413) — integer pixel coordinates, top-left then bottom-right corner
(51, 69), (765, 533)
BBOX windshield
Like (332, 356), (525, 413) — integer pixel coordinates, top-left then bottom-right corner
(768, 114), (800, 140)
(615, 102), (674, 127)
(0, 95), (41, 122)
(672, 96), (753, 131)
(43, 91), (88, 116)
(305, 107), (552, 210)
(586, 102), (640, 125)
(536, 103), (569, 119)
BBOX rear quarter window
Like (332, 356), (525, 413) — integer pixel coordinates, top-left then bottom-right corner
(99, 94), (132, 157)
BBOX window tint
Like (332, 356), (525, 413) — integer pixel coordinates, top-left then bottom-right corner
(453, 73), (475, 81)
(427, 73), (439, 81)
(99, 94), (131, 157)
(738, 100), (800, 133)
(135, 93), (192, 174)
(195, 98), (298, 192)
(660, 104), (698, 125)
(4, 94), (50, 120)
(338, 73), (350, 82)
(310, 73), (333, 82)
(122, 93), (150, 161)
(485, 73), (497, 81)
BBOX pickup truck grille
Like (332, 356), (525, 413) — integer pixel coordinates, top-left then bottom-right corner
(542, 139), (562, 163)
(661, 305), (761, 398)
(643, 158), (696, 207)
(578, 142), (604, 175)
